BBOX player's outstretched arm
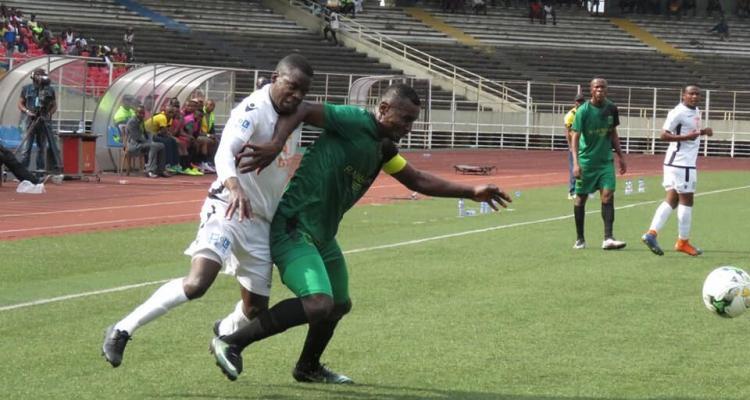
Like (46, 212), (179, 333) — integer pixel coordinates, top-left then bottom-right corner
(237, 102), (325, 173)
(392, 164), (511, 210)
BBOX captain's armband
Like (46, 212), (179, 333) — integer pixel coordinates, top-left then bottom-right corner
(382, 154), (407, 175)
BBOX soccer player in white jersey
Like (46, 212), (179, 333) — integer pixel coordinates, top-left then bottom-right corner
(102, 54), (313, 367)
(641, 84), (712, 257)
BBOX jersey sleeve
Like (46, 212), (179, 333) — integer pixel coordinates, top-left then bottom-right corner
(662, 108), (680, 133)
(611, 104), (620, 128)
(571, 105), (584, 133)
(381, 139), (407, 175)
(214, 104), (259, 183)
(323, 103), (370, 137)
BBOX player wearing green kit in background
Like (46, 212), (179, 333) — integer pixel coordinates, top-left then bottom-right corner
(570, 77), (627, 251)
(210, 83), (512, 382)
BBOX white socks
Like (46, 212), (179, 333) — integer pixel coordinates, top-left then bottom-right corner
(115, 278), (189, 335)
(216, 300), (252, 336)
(677, 204), (692, 240)
(648, 201), (674, 234)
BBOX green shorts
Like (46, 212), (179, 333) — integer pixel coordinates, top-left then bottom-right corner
(575, 162), (616, 195)
(270, 216), (349, 303)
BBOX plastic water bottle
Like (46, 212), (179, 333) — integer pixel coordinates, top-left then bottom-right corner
(76, 120), (85, 134)
(458, 199), (465, 217)
(514, 191), (521, 198)
(480, 202), (489, 214)
(624, 179), (633, 195)
(637, 178), (646, 193)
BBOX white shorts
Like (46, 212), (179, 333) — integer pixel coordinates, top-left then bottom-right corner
(662, 165), (697, 194)
(184, 197), (273, 296)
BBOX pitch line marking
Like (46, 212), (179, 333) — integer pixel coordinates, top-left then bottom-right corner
(1, 184), (748, 312)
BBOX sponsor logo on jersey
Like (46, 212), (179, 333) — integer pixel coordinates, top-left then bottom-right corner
(245, 104), (256, 112)
(241, 120), (251, 129)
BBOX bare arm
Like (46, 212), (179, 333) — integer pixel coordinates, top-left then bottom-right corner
(237, 102), (326, 173)
(611, 128), (627, 175)
(391, 164), (511, 210)
(570, 130), (581, 178)
(660, 128), (712, 141)
(18, 96), (34, 117)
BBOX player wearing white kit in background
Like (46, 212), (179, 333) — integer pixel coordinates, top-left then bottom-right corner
(641, 84), (713, 257)
(101, 55), (314, 368)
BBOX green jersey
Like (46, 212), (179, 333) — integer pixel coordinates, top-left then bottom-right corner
(571, 99), (620, 167)
(275, 104), (399, 244)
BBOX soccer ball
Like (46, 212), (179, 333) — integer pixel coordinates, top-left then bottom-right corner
(702, 266), (750, 318)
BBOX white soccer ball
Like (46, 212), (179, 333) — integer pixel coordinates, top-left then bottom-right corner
(702, 266), (750, 318)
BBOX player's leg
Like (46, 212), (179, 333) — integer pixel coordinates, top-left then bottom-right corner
(215, 251), (273, 337)
(641, 179), (678, 255)
(599, 164), (625, 250)
(293, 239), (353, 384)
(102, 254), (222, 367)
(675, 169), (701, 255)
(102, 199), (230, 367)
(573, 169), (592, 249)
(211, 225), (333, 381)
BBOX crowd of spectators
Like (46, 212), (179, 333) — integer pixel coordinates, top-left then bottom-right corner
(1, 4), (135, 67)
(115, 93), (220, 178)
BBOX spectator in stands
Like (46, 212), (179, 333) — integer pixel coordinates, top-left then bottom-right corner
(737, 0), (750, 17)
(323, 11), (340, 45)
(543, 2), (557, 24)
(4, 19), (17, 56)
(340, 0), (356, 17)
(681, 0), (696, 16)
(18, 68), (62, 173)
(44, 37), (63, 55)
(530, 0), (544, 22)
(145, 105), (181, 174)
(123, 26), (134, 61)
(708, 15), (729, 41)
(472, 0), (488, 14)
(706, 0), (723, 16)
(127, 105), (168, 178)
(354, 0), (364, 15)
(66, 38), (85, 56)
(666, 0), (681, 18)
(63, 27), (76, 48)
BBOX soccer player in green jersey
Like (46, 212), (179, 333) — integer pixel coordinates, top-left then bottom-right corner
(570, 77), (627, 250)
(210, 83), (512, 382)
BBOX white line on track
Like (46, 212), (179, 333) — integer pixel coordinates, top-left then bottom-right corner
(0, 200), (203, 219)
(2, 184), (748, 312)
(0, 213), (197, 235)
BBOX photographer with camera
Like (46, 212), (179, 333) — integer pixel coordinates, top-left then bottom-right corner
(17, 68), (62, 173)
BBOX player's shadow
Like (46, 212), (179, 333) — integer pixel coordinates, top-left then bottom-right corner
(162, 383), (694, 400)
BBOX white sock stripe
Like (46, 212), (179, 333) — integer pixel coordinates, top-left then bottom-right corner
(2, 184), (749, 313)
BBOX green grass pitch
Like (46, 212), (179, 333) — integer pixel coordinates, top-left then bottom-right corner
(1, 171), (749, 400)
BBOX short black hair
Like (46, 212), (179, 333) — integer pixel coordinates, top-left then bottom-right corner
(684, 83), (701, 91)
(277, 54), (314, 78)
(382, 83), (421, 106)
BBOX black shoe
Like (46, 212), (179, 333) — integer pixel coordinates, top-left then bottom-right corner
(293, 363), (354, 384)
(210, 337), (243, 381)
(102, 325), (131, 367)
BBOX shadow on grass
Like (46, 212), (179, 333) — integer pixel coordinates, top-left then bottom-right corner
(160, 383), (691, 400)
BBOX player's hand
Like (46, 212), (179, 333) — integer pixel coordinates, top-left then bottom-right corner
(618, 157), (627, 175)
(224, 178), (253, 221)
(701, 128), (713, 137)
(573, 164), (582, 179)
(235, 141), (283, 174)
(471, 184), (512, 211)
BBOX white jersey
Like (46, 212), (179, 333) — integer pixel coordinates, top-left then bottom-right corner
(210, 84), (300, 223)
(662, 103), (702, 168)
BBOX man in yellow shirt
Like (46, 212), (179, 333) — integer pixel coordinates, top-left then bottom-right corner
(145, 106), (181, 173)
(564, 93), (585, 200)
